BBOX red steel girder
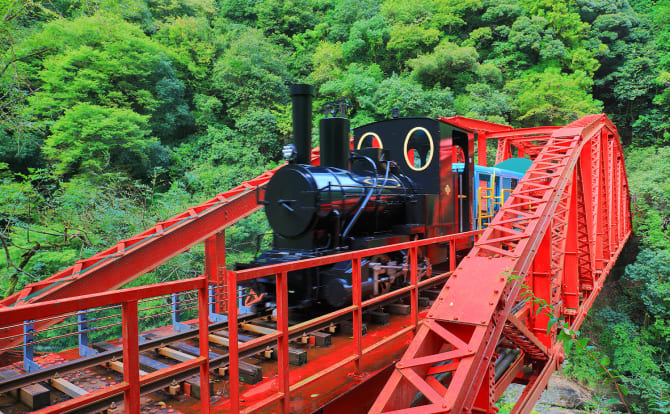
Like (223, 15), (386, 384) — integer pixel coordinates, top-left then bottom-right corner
(0, 150), (322, 352)
(440, 116), (559, 166)
(371, 114), (632, 414)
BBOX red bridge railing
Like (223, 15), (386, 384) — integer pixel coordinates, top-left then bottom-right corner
(224, 229), (483, 413)
(371, 114), (632, 414)
(0, 278), (211, 414)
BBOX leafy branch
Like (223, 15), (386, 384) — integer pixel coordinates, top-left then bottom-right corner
(505, 270), (632, 413)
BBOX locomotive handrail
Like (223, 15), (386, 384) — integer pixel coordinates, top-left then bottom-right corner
(232, 228), (483, 282)
(224, 228), (483, 413)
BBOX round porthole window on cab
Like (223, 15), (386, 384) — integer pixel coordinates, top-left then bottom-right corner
(357, 132), (383, 150)
(403, 127), (434, 171)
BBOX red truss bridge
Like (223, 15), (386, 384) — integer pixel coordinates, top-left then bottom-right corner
(0, 114), (630, 414)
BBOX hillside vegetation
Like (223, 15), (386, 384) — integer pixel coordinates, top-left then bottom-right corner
(1, 0), (669, 411)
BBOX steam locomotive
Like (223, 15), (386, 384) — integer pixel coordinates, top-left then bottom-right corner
(241, 84), (527, 310)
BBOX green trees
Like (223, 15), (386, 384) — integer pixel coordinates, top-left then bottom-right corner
(43, 104), (157, 177)
(505, 68), (603, 126)
(211, 27), (291, 119)
(408, 40), (480, 90)
(577, 145), (670, 410)
(0, 1), (668, 406)
(27, 14), (192, 143)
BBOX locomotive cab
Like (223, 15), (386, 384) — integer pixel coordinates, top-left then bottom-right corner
(353, 118), (475, 265)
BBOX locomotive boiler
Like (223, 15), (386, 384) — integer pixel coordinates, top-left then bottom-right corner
(241, 84), (523, 311)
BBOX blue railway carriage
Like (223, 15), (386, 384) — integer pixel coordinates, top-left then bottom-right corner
(453, 157), (531, 230)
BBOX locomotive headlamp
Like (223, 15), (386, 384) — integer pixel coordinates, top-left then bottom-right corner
(282, 143), (297, 160)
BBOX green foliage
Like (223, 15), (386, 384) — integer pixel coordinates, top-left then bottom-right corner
(625, 146), (670, 249)
(43, 104), (157, 178)
(255, 0), (318, 44)
(409, 40), (480, 90)
(368, 74), (455, 119)
(341, 15), (391, 67)
(24, 13), (193, 143)
(154, 16), (219, 89)
(319, 62), (384, 124)
(505, 67), (603, 126)
(0, 128), (43, 173)
(0, 3), (669, 406)
(624, 248), (670, 346)
(455, 82), (510, 123)
(324, 0), (380, 43)
(211, 27), (291, 119)
(0, 167), (37, 220)
(309, 41), (345, 85)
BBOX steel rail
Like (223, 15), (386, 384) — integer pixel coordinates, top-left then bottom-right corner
(0, 310), (269, 394)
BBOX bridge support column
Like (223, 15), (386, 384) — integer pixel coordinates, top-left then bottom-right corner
(205, 231), (227, 315)
(478, 133), (487, 166)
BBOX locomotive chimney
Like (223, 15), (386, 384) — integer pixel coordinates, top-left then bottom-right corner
(290, 84), (314, 164)
(320, 100), (350, 170)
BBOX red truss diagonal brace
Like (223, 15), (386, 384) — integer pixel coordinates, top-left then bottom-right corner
(370, 114), (632, 414)
(0, 149), (324, 353)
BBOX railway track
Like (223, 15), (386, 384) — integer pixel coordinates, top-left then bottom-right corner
(0, 277), (449, 414)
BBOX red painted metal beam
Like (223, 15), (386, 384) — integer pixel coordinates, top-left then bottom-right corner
(0, 149), (322, 353)
(0, 114), (633, 414)
(371, 114), (632, 413)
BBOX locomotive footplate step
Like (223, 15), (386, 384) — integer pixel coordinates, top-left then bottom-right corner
(384, 303), (411, 315)
(0, 369), (50, 410)
(169, 342), (263, 385)
(309, 331), (332, 347)
(366, 311), (390, 326)
(91, 342), (209, 399)
(340, 321), (367, 336)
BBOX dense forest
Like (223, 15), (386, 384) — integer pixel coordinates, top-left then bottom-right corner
(1, 0), (669, 411)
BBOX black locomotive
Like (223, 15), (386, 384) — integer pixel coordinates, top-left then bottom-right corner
(241, 84), (476, 310)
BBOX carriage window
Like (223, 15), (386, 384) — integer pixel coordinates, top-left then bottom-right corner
(357, 132), (383, 149)
(403, 127), (434, 171)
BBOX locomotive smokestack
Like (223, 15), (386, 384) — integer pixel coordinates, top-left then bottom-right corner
(320, 100), (350, 170)
(290, 84), (314, 164)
